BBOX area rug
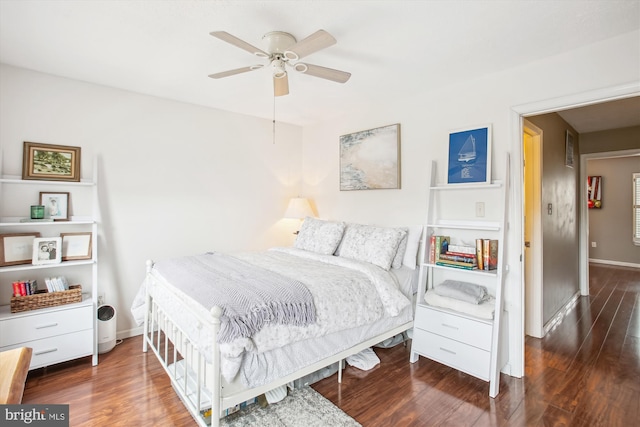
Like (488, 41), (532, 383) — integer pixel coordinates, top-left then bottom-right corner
(220, 387), (362, 427)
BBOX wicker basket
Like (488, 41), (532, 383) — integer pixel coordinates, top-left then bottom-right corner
(10, 285), (82, 313)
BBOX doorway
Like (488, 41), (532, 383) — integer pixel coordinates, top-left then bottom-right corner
(523, 121), (543, 338)
(509, 83), (640, 378)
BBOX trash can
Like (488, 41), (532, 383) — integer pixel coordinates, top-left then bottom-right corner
(97, 304), (117, 354)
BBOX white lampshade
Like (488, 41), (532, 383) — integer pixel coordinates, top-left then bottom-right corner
(284, 197), (314, 219)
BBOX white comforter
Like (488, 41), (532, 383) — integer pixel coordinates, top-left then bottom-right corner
(132, 247), (411, 384)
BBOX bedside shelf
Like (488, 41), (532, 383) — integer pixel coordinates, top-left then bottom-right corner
(410, 155), (510, 399)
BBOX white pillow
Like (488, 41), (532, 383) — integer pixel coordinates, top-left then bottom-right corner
(294, 217), (345, 255)
(338, 224), (406, 270)
(402, 225), (423, 269)
(391, 227), (409, 269)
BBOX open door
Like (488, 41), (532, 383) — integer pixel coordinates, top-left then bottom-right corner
(524, 120), (544, 338)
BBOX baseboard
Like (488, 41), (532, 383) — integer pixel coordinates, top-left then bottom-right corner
(589, 258), (640, 269)
(117, 326), (143, 340)
(543, 291), (581, 336)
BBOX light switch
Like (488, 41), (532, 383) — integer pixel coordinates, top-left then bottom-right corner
(475, 202), (485, 217)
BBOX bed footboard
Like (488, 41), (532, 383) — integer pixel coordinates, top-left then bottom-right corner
(142, 260), (223, 427)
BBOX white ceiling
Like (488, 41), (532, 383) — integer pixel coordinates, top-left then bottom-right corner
(1, 0), (639, 129)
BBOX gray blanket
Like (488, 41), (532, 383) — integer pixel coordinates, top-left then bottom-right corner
(153, 252), (316, 343)
(434, 279), (489, 304)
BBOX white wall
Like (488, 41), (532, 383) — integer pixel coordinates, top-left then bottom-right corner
(301, 29), (640, 376)
(0, 65), (303, 336)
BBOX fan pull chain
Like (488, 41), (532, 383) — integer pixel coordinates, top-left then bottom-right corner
(272, 95), (276, 144)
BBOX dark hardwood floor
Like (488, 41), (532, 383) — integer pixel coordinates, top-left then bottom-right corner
(21, 264), (639, 426)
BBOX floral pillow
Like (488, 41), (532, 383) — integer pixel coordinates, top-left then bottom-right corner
(338, 224), (406, 270)
(294, 217), (346, 255)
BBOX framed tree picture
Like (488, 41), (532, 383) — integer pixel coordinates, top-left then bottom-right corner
(22, 141), (81, 182)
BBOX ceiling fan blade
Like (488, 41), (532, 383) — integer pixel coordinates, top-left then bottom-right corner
(274, 74), (289, 97)
(284, 29), (336, 60)
(293, 63), (351, 83)
(208, 65), (263, 79)
(210, 31), (269, 57)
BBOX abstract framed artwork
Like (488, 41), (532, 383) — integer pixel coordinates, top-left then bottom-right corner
(339, 123), (401, 190)
(60, 232), (93, 261)
(587, 176), (602, 209)
(447, 125), (492, 184)
(0, 232), (41, 267)
(22, 141), (81, 182)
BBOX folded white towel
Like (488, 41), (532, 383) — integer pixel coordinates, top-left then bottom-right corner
(434, 279), (490, 304)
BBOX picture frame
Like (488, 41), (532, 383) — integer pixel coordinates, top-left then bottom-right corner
(587, 175), (602, 209)
(339, 123), (401, 190)
(447, 125), (492, 184)
(32, 237), (62, 265)
(22, 141), (81, 182)
(40, 192), (70, 221)
(0, 232), (41, 267)
(60, 232), (92, 261)
(565, 130), (575, 168)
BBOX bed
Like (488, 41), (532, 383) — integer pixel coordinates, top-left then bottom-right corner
(131, 218), (422, 427)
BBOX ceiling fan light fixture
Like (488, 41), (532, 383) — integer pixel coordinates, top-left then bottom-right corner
(293, 63), (308, 73)
(272, 59), (287, 78)
(283, 50), (299, 61)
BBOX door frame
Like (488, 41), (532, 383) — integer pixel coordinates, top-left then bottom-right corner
(509, 82), (640, 377)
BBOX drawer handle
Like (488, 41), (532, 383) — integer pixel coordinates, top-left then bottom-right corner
(439, 347), (456, 355)
(34, 348), (58, 356)
(35, 322), (58, 329)
(441, 323), (459, 330)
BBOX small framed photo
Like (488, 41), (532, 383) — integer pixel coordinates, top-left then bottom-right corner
(565, 130), (575, 168)
(22, 141), (81, 182)
(0, 233), (41, 267)
(32, 237), (62, 265)
(447, 125), (492, 184)
(61, 232), (92, 261)
(40, 192), (70, 221)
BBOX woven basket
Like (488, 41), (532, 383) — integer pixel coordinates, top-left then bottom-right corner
(10, 285), (82, 313)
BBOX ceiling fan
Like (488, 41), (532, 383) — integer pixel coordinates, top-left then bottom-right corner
(208, 29), (351, 96)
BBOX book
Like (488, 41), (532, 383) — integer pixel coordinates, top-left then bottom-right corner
(447, 244), (476, 255)
(429, 235), (436, 264)
(439, 253), (477, 263)
(434, 235), (450, 261)
(483, 239), (498, 270)
(436, 260), (477, 270)
(19, 218), (54, 222)
(476, 239), (484, 270)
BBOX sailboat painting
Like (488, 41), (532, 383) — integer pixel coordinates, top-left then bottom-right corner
(447, 125), (491, 184)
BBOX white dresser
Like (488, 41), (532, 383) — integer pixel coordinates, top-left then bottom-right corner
(0, 298), (93, 369)
(412, 303), (493, 380)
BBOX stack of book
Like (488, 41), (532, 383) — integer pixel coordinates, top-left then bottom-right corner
(44, 276), (69, 292)
(429, 235), (498, 271)
(12, 280), (38, 297)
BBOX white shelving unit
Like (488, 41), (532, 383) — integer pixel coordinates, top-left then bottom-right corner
(410, 154), (509, 398)
(0, 156), (98, 369)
